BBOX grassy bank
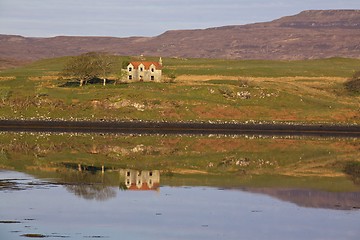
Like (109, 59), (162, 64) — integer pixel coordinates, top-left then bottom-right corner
(1, 132), (359, 191)
(0, 56), (359, 123)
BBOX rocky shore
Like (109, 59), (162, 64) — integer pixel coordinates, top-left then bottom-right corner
(0, 120), (359, 137)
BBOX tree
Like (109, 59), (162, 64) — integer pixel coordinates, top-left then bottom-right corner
(96, 53), (113, 86)
(113, 68), (127, 85)
(121, 60), (130, 69)
(61, 52), (113, 86)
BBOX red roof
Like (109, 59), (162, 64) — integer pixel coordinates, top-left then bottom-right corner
(128, 183), (160, 191)
(129, 61), (162, 70)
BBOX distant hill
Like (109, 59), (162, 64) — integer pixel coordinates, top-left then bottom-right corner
(1, 10), (360, 64)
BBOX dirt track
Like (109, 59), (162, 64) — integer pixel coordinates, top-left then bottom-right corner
(0, 120), (359, 137)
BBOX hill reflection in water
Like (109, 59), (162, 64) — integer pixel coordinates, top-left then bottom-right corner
(242, 187), (360, 210)
(2, 166), (359, 211)
(58, 163), (360, 211)
(0, 132), (359, 208)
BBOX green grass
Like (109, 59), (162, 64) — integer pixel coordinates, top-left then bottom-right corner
(0, 56), (359, 123)
(2, 56), (360, 78)
(164, 57), (360, 77)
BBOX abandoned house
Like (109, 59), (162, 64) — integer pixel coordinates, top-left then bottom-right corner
(126, 58), (162, 82)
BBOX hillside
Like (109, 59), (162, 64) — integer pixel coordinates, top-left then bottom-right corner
(0, 56), (359, 123)
(1, 10), (360, 64)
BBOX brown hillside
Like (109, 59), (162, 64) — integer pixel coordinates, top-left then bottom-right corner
(0, 10), (359, 63)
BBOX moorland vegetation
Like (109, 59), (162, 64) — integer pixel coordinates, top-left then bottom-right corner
(0, 55), (359, 124)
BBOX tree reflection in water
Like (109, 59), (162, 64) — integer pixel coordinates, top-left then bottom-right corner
(62, 172), (116, 201)
(59, 163), (116, 201)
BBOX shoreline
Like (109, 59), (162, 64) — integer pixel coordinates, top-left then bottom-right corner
(0, 120), (359, 137)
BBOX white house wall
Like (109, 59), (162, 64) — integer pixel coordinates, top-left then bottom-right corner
(126, 63), (162, 82)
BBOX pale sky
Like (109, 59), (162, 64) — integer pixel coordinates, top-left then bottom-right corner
(0, 0), (359, 37)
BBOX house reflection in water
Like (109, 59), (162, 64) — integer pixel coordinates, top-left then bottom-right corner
(61, 163), (160, 192)
(119, 169), (160, 191)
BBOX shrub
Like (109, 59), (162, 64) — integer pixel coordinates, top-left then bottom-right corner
(218, 86), (235, 98)
(237, 78), (250, 87)
(164, 71), (177, 83)
(344, 71), (360, 93)
(353, 70), (360, 80)
(0, 89), (12, 103)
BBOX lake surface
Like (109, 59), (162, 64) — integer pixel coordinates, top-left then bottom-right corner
(1, 133), (360, 239)
(1, 169), (360, 240)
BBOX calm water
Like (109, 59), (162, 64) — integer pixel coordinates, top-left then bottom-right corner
(1, 133), (360, 239)
(1, 170), (360, 240)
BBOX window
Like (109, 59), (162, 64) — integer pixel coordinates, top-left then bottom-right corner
(151, 76), (155, 81)
(127, 171), (131, 177)
(128, 67), (132, 71)
(151, 68), (154, 72)
(128, 75), (132, 80)
(149, 171), (153, 176)
(140, 67), (143, 71)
